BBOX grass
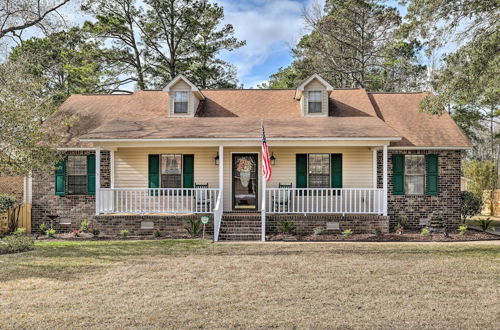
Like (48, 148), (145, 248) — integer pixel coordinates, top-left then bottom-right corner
(0, 240), (499, 329)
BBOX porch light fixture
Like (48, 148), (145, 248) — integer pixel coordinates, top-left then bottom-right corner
(270, 152), (276, 165)
(214, 152), (219, 165)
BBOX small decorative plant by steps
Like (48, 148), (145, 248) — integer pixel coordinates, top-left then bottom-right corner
(185, 218), (202, 236)
(277, 220), (295, 235)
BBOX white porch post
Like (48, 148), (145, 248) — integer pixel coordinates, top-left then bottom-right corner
(95, 147), (101, 215)
(261, 173), (266, 241)
(382, 145), (388, 216)
(218, 145), (224, 209)
(110, 150), (115, 189)
(372, 148), (377, 188)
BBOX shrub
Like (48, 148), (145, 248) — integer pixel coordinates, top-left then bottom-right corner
(312, 226), (324, 236)
(153, 229), (161, 238)
(46, 229), (56, 238)
(39, 223), (49, 235)
(92, 228), (100, 237)
(277, 219), (295, 234)
(458, 224), (468, 235)
(12, 227), (26, 236)
(420, 228), (430, 236)
(0, 235), (34, 253)
(185, 218), (202, 236)
(372, 229), (382, 236)
(342, 229), (353, 237)
(460, 191), (482, 222)
(79, 220), (90, 232)
(398, 213), (410, 229)
(119, 229), (129, 237)
(475, 218), (493, 232)
(0, 194), (17, 213)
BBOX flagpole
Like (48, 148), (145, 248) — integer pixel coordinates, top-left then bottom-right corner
(261, 120), (266, 241)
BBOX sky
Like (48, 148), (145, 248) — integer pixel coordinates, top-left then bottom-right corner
(6, 0), (420, 89)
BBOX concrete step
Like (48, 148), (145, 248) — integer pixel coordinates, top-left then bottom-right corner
(220, 227), (261, 233)
(220, 221), (262, 227)
(219, 233), (261, 241)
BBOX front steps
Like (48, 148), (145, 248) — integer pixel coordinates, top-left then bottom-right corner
(218, 213), (261, 241)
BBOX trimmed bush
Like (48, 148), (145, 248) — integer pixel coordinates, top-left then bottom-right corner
(39, 223), (49, 235)
(0, 235), (34, 253)
(46, 229), (56, 238)
(277, 219), (295, 234)
(461, 191), (482, 222)
(119, 229), (129, 237)
(342, 229), (353, 237)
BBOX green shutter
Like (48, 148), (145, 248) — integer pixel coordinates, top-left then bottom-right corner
(331, 154), (342, 188)
(148, 155), (160, 188)
(296, 154), (307, 188)
(183, 154), (194, 189)
(55, 158), (66, 196)
(392, 154), (405, 195)
(426, 154), (439, 196)
(87, 154), (96, 195)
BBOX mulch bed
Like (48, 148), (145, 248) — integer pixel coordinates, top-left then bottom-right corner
(269, 230), (500, 242)
(35, 232), (202, 241)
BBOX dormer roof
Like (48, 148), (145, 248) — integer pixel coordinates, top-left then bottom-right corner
(163, 74), (205, 100)
(294, 74), (334, 100)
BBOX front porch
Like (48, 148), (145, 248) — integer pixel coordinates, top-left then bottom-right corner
(92, 142), (390, 241)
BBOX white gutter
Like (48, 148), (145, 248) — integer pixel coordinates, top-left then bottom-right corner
(388, 146), (472, 150)
(80, 136), (402, 142)
(57, 147), (97, 151)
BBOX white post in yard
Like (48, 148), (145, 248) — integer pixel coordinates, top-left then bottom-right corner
(382, 145), (388, 216)
(95, 147), (101, 215)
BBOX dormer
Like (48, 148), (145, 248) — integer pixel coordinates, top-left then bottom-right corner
(163, 74), (205, 117)
(294, 74), (334, 117)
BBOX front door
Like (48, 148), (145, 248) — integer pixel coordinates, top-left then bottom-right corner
(232, 154), (258, 210)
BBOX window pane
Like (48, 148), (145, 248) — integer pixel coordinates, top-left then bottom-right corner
(174, 91), (188, 113)
(161, 154), (182, 188)
(161, 155), (181, 174)
(175, 91), (188, 102)
(174, 102), (188, 113)
(405, 155), (425, 175)
(67, 156), (87, 175)
(309, 154), (329, 188)
(308, 91), (322, 101)
(67, 156), (87, 194)
(405, 175), (424, 194)
(308, 102), (322, 113)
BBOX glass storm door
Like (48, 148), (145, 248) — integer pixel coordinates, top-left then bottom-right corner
(232, 154), (258, 210)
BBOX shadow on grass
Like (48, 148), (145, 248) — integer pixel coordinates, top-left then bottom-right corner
(0, 239), (211, 282)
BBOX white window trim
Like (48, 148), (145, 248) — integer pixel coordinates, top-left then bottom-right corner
(404, 155), (426, 195)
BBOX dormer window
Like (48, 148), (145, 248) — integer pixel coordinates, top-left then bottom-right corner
(174, 91), (188, 113)
(308, 91), (322, 113)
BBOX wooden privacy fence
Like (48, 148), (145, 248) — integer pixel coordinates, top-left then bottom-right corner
(481, 190), (500, 217)
(0, 203), (31, 235)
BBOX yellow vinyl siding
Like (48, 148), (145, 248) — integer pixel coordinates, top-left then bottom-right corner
(114, 147), (219, 188)
(113, 146), (375, 211)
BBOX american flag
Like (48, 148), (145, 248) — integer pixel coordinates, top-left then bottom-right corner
(261, 122), (272, 181)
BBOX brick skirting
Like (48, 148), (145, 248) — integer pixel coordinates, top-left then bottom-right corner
(93, 214), (214, 237)
(267, 214), (389, 234)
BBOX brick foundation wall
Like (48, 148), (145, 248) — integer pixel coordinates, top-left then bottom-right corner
(378, 150), (461, 230)
(267, 214), (389, 234)
(93, 214), (214, 237)
(31, 150), (110, 233)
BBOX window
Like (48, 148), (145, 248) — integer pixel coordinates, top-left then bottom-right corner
(308, 91), (322, 113)
(308, 154), (330, 188)
(174, 91), (188, 113)
(67, 156), (87, 195)
(405, 155), (425, 194)
(161, 154), (182, 188)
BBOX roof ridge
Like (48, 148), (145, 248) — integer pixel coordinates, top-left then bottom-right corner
(367, 91), (428, 94)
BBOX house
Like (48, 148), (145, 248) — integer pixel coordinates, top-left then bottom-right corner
(31, 74), (472, 240)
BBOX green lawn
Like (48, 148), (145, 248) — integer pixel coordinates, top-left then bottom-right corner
(1, 240), (499, 329)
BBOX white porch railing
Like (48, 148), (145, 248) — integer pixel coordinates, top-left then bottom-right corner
(99, 188), (220, 214)
(265, 188), (385, 214)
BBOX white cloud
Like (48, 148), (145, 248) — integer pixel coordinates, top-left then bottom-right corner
(217, 0), (312, 86)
